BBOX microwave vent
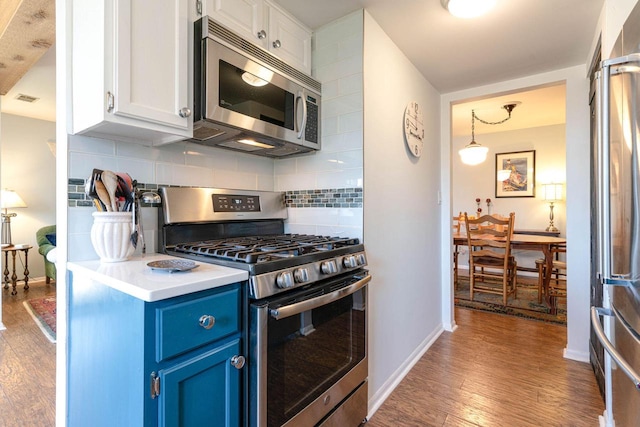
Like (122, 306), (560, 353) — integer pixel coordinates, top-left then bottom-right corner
(206, 18), (321, 93)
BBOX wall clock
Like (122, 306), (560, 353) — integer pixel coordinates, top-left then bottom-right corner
(404, 101), (424, 157)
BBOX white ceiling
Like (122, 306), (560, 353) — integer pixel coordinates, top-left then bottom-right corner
(0, 0), (603, 130)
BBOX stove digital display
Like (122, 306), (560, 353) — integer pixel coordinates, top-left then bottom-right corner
(212, 194), (261, 212)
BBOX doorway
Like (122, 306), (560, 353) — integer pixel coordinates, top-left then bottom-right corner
(450, 83), (567, 324)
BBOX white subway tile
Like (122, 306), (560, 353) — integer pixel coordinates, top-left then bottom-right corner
(322, 130), (363, 152)
(237, 155), (275, 175)
(69, 152), (118, 179)
(274, 157), (298, 175)
(337, 149), (363, 168)
(339, 34), (363, 61)
(116, 158), (155, 183)
(256, 174), (275, 191)
(321, 116), (339, 137)
(69, 135), (116, 155)
(320, 80), (339, 100)
(338, 208), (363, 227)
(323, 93), (363, 119)
(294, 151), (339, 173)
(316, 168), (363, 189)
(213, 170), (257, 190)
(284, 223), (317, 235)
(338, 111), (364, 133)
(276, 173), (316, 191)
(339, 74), (363, 96)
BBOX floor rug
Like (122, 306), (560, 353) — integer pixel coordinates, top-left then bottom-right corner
(455, 277), (566, 325)
(23, 296), (56, 343)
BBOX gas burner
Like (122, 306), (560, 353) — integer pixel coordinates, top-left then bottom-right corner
(173, 234), (361, 264)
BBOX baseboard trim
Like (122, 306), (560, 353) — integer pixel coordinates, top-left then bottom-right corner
(367, 325), (444, 420)
(563, 347), (590, 363)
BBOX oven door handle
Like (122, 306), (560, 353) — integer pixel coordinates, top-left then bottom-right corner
(270, 274), (371, 320)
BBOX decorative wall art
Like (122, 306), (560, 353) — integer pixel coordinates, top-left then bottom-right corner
(495, 150), (536, 198)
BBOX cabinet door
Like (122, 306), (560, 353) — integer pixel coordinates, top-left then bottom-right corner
(266, 2), (311, 74)
(205, 0), (266, 48)
(114, 0), (190, 131)
(158, 339), (242, 427)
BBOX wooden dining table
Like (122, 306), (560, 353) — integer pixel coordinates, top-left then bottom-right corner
(453, 232), (567, 305)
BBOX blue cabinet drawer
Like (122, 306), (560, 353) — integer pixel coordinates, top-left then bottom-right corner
(156, 287), (240, 361)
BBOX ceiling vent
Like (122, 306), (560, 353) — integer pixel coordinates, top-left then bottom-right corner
(15, 93), (39, 103)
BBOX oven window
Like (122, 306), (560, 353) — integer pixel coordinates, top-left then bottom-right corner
(266, 289), (366, 426)
(218, 60), (295, 130)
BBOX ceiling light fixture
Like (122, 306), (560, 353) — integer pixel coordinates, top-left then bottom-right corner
(441, 0), (497, 19)
(458, 103), (518, 166)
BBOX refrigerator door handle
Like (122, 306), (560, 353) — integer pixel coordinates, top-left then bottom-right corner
(591, 306), (640, 391)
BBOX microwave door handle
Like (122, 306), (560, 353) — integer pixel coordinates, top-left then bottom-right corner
(296, 91), (307, 140)
(270, 274), (371, 320)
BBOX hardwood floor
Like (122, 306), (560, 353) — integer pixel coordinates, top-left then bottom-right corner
(367, 307), (604, 427)
(0, 280), (56, 427)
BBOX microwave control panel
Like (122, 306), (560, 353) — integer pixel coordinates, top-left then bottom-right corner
(305, 96), (319, 144)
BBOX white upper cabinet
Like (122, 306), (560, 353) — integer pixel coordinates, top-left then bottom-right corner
(265, 1), (311, 73)
(72, 0), (191, 145)
(200, 0), (311, 74)
(203, 0), (267, 48)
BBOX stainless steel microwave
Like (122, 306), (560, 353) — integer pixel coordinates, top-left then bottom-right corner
(191, 17), (322, 158)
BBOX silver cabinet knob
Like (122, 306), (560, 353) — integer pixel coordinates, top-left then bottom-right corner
(178, 107), (191, 118)
(294, 268), (309, 283)
(276, 271), (294, 288)
(257, 30), (267, 39)
(272, 39), (281, 49)
(230, 355), (245, 369)
(198, 314), (216, 330)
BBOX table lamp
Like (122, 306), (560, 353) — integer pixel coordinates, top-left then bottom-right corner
(1, 189), (27, 246)
(542, 183), (563, 232)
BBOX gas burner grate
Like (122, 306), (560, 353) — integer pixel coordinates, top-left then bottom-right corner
(172, 234), (360, 263)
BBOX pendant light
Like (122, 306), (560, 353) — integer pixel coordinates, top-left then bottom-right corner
(441, 0), (497, 19)
(458, 110), (488, 165)
(458, 104), (518, 166)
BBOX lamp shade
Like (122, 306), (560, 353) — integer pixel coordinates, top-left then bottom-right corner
(1, 189), (27, 209)
(459, 142), (489, 165)
(542, 183), (563, 201)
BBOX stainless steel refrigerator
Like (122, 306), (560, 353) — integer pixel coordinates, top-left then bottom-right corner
(591, 4), (640, 426)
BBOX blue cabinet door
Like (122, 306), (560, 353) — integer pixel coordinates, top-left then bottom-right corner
(158, 338), (242, 427)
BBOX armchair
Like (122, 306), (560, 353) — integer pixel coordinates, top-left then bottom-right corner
(36, 225), (56, 284)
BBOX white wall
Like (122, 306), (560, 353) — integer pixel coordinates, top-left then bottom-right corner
(453, 124), (567, 270)
(363, 11), (443, 416)
(0, 113), (57, 279)
(275, 10), (364, 240)
(441, 66), (591, 361)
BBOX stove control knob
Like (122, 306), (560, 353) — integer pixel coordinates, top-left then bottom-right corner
(294, 268), (309, 283)
(321, 260), (338, 275)
(343, 256), (358, 268)
(276, 271), (294, 288)
(356, 254), (366, 266)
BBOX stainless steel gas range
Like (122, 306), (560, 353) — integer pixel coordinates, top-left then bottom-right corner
(158, 187), (370, 427)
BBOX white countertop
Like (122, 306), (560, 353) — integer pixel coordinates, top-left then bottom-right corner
(67, 254), (248, 302)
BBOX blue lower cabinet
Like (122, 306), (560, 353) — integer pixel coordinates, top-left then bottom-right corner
(157, 339), (242, 427)
(67, 272), (243, 427)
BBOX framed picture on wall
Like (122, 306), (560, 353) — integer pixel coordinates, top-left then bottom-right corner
(495, 150), (536, 198)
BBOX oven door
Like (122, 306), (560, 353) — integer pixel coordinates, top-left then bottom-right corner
(250, 271), (370, 427)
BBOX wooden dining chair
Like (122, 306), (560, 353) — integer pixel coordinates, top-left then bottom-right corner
(453, 212), (463, 289)
(464, 212), (517, 305)
(535, 243), (567, 303)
